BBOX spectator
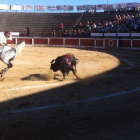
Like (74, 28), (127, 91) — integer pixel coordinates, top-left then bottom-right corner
(115, 15), (118, 21)
(105, 21), (109, 26)
(91, 7), (95, 14)
(68, 29), (72, 37)
(79, 22), (82, 28)
(98, 23), (102, 28)
(104, 8), (108, 13)
(51, 30), (56, 37)
(64, 30), (68, 37)
(87, 25), (91, 33)
(26, 26), (30, 36)
(77, 29), (81, 37)
(86, 21), (90, 28)
(73, 30), (77, 37)
(132, 7), (136, 12)
(108, 21), (112, 27)
(90, 22), (93, 27)
(60, 23), (64, 31)
(85, 8), (89, 13)
(81, 29), (85, 37)
(118, 15), (122, 21)
(93, 23), (97, 29)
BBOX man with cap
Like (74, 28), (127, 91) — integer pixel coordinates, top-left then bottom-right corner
(0, 31), (12, 46)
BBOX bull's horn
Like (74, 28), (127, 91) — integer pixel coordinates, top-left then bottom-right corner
(50, 59), (55, 63)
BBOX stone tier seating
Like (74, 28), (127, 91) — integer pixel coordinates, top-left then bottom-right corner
(0, 12), (81, 37)
(0, 11), (138, 37)
(75, 12), (138, 29)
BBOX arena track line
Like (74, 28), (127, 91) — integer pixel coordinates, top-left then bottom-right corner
(2, 82), (73, 91)
(6, 86), (140, 114)
(119, 58), (134, 70)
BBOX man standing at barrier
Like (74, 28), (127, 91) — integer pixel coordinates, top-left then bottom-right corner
(26, 26), (30, 36)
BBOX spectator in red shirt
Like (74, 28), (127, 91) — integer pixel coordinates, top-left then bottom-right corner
(118, 15), (121, 21)
(60, 23), (64, 31)
(79, 22), (82, 28)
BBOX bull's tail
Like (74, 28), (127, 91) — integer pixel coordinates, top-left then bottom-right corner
(74, 58), (79, 73)
(76, 58), (79, 64)
(16, 41), (26, 56)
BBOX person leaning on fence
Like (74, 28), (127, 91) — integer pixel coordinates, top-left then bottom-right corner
(77, 29), (82, 37)
(73, 30), (77, 37)
(81, 29), (85, 37)
(0, 31), (12, 46)
(26, 26), (30, 36)
(68, 29), (72, 37)
(51, 30), (56, 37)
(64, 30), (68, 37)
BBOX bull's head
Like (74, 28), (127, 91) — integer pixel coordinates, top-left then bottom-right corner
(50, 59), (58, 72)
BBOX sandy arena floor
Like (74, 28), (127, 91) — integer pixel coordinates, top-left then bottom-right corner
(0, 46), (140, 140)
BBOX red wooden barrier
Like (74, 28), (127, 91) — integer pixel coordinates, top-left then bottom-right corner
(119, 39), (131, 48)
(49, 38), (63, 45)
(96, 39), (103, 47)
(133, 40), (140, 48)
(17, 38), (32, 45)
(34, 38), (48, 45)
(81, 39), (94, 46)
(6, 37), (140, 50)
(65, 39), (79, 45)
(7, 38), (16, 44)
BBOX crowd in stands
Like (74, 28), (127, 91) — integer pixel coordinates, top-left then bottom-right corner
(84, 5), (140, 14)
(90, 12), (140, 33)
(84, 7), (95, 14)
(51, 11), (140, 37)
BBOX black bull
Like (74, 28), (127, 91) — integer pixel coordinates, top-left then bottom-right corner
(50, 53), (79, 79)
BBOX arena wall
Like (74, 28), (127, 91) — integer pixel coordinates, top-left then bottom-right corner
(7, 37), (140, 50)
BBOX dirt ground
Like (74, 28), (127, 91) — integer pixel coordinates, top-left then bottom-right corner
(0, 46), (140, 140)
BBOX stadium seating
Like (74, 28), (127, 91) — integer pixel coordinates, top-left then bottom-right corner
(0, 12), (81, 37)
(0, 11), (138, 37)
(77, 11), (137, 28)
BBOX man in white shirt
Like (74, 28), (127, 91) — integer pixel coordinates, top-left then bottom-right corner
(0, 32), (14, 78)
(0, 31), (12, 46)
(0, 32), (25, 79)
(0, 31), (14, 65)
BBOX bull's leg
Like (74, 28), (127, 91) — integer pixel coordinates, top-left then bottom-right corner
(74, 65), (77, 73)
(72, 69), (79, 79)
(62, 72), (65, 79)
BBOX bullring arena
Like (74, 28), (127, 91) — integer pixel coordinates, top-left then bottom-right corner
(1, 43), (140, 140)
(0, 8), (140, 140)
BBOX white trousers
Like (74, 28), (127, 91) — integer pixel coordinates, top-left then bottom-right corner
(0, 46), (16, 65)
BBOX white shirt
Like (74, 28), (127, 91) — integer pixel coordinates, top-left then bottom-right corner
(0, 33), (12, 45)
